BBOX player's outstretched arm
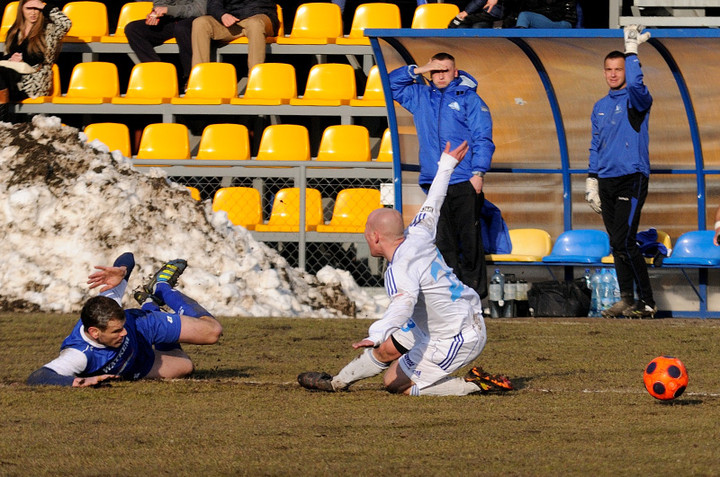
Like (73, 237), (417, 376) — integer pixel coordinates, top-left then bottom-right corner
(27, 366), (118, 387)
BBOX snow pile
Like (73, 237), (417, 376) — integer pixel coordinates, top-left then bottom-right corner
(0, 116), (386, 318)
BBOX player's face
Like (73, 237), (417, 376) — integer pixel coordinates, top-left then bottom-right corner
(430, 59), (458, 89)
(604, 57), (626, 90)
(22, 3), (42, 24)
(94, 318), (127, 348)
(364, 228), (382, 258)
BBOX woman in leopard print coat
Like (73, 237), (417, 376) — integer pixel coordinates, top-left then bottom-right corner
(0, 0), (71, 102)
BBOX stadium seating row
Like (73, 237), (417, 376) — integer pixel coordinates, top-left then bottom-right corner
(85, 122), (393, 163)
(492, 228), (720, 268)
(0, 1), (459, 45)
(21, 61), (384, 107)
(207, 186), (383, 233)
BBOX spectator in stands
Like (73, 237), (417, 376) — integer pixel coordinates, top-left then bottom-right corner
(191, 0), (279, 74)
(585, 25), (656, 318)
(514, 0), (577, 28)
(125, 0), (207, 89)
(26, 253), (223, 387)
(388, 52), (495, 299)
(448, 0), (504, 29)
(0, 0), (70, 120)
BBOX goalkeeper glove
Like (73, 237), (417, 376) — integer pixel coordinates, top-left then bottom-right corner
(624, 24), (650, 55)
(585, 177), (602, 214)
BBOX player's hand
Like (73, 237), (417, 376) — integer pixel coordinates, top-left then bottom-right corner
(72, 374), (119, 387)
(469, 174), (483, 194)
(87, 265), (127, 292)
(624, 24), (650, 55)
(585, 177), (602, 214)
(146, 11), (159, 25)
(351, 339), (374, 349)
(483, 0), (499, 12)
(414, 59), (450, 76)
(154, 6), (168, 16)
(221, 13), (240, 28)
(9, 52), (22, 62)
(446, 140), (469, 163)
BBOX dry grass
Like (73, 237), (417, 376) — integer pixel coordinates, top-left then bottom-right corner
(2, 313), (720, 476)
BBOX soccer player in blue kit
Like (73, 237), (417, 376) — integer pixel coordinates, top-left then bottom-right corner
(584, 25), (657, 318)
(298, 141), (512, 396)
(27, 253), (222, 387)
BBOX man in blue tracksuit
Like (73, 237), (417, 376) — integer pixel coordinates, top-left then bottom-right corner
(389, 52), (495, 298)
(585, 25), (656, 318)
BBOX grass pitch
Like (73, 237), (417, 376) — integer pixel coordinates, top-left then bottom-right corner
(2, 313), (720, 476)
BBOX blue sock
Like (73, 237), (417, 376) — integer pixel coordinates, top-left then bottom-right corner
(154, 282), (213, 318)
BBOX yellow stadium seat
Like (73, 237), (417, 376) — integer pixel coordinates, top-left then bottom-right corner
(63, 1), (109, 42)
(349, 65), (385, 107)
(487, 228), (553, 262)
(112, 62), (178, 104)
(196, 124), (251, 161)
(212, 187), (263, 229)
(84, 122), (131, 157)
(276, 2), (342, 45)
(21, 64), (60, 104)
(289, 63), (356, 106)
(187, 186), (201, 201)
(376, 128), (393, 162)
(0, 1), (18, 41)
(101, 2), (153, 43)
(411, 3), (460, 29)
(255, 188), (323, 232)
(601, 230), (673, 264)
(256, 124), (311, 162)
(230, 63), (297, 105)
(231, 4), (284, 43)
(336, 3), (401, 45)
(317, 125), (371, 162)
(170, 62), (237, 105)
(317, 188), (382, 233)
(136, 123), (190, 166)
(52, 62), (119, 104)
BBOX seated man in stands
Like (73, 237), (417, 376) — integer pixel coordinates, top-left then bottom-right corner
(125, 0), (207, 88)
(26, 253), (222, 387)
(191, 0), (279, 75)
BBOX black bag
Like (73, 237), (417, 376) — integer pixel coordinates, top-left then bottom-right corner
(527, 278), (591, 317)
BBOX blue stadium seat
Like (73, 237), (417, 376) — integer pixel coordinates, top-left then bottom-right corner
(542, 229), (610, 264)
(662, 231), (720, 267)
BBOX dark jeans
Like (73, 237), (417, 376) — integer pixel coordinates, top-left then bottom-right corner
(435, 181), (487, 298)
(125, 17), (195, 83)
(599, 172), (654, 305)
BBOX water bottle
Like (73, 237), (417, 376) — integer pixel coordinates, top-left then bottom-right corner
(610, 268), (621, 302)
(589, 268), (602, 317)
(600, 269), (615, 311)
(503, 274), (517, 318)
(584, 268), (592, 289)
(488, 269), (504, 318)
(515, 279), (529, 317)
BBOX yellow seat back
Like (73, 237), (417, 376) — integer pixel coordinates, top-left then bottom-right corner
(297, 63), (356, 102)
(256, 188), (323, 231)
(0, 1), (18, 41)
(343, 3), (401, 40)
(350, 65), (385, 106)
(137, 123), (190, 160)
(55, 62), (119, 102)
(197, 124), (250, 161)
(120, 62), (178, 101)
(317, 125), (371, 162)
(212, 187), (263, 229)
(488, 228), (553, 262)
(256, 125), (311, 161)
(63, 1), (109, 41)
(283, 2), (342, 41)
(187, 186), (201, 201)
(84, 122), (131, 157)
(244, 63), (297, 101)
(317, 188), (382, 233)
(411, 3), (460, 29)
(376, 128), (393, 162)
(102, 2), (153, 41)
(171, 62), (237, 104)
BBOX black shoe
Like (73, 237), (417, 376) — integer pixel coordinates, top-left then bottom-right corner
(297, 372), (335, 392)
(628, 300), (657, 319)
(464, 367), (514, 392)
(133, 288), (162, 307)
(143, 259), (187, 305)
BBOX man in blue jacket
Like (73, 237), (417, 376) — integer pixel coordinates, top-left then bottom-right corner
(389, 52), (495, 298)
(585, 25), (656, 318)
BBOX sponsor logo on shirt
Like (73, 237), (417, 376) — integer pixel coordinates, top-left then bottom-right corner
(166, 315), (174, 323)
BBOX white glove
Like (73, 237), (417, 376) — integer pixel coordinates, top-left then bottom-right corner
(585, 177), (602, 214)
(624, 24), (650, 55)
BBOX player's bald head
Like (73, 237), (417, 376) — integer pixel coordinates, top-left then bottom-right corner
(366, 208), (404, 240)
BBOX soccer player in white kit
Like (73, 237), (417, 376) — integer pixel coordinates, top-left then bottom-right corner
(299, 141), (512, 396)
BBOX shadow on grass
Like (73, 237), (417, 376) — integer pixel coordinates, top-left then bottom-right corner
(192, 367), (256, 379)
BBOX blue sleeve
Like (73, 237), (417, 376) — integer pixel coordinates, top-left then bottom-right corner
(588, 104), (600, 176)
(625, 54), (652, 113)
(26, 367), (75, 386)
(465, 93), (495, 173)
(389, 65), (421, 113)
(113, 252), (135, 282)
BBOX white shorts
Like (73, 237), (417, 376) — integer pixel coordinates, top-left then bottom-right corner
(398, 316), (487, 390)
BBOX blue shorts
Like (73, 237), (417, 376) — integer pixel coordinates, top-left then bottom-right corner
(123, 309), (182, 379)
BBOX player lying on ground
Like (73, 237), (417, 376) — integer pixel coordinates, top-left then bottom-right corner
(298, 141), (513, 396)
(27, 253), (222, 387)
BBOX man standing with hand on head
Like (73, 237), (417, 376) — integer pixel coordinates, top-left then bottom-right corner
(585, 25), (656, 318)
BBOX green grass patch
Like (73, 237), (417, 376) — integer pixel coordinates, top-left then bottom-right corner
(2, 314), (720, 475)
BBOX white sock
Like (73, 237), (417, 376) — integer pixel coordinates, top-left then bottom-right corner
(410, 376), (480, 396)
(332, 348), (389, 390)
